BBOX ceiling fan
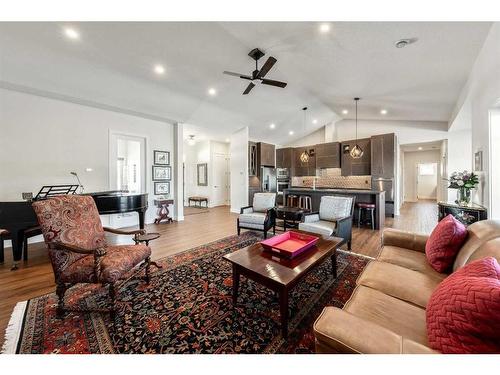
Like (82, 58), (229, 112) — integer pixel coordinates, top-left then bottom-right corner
(223, 48), (288, 95)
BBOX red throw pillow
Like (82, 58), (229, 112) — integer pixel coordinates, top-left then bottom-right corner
(426, 257), (500, 353)
(425, 214), (468, 273)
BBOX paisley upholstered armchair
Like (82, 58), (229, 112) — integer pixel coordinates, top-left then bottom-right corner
(32, 195), (154, 319)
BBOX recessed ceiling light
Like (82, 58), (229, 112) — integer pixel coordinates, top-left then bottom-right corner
(380, 109), (388, 115)
(289, 131), (294, 136)
(319, 24), (331, 33)
(187, 135), (196, 146)
(342, 109), (348, 115)
(154, 64), (165, 75)
(418, 146), (423, 150)
(269, 123), (276, 129)
(208, 88), (217, 96)
(64, 27), (80, 40)
(312, 119), (318, 124)
(225, 138), (230, 143)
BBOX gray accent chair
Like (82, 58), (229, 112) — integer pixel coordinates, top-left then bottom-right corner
(299, 195), (356, 250)
(237, 193), (276, 239)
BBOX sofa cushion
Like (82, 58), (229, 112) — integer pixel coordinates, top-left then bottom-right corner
(252, 193), (275, 213)
(319, 196), (353, 221)
(344, 286), (428, 346)
(426, 257), (500, 353)
(378, 245), (447, 281)
(425, 214), (467, 273)
(239, 212), (267, 225)
(452, 219), (500, 271)
(357, 261), (442, 308)
(299, 220), (336, 237)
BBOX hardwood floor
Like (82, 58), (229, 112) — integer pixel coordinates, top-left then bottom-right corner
(0, 200), (437, 347)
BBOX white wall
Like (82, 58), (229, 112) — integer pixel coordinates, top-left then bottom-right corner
(490, 110), (500, 219)
(403, 150), (441, 202)
(450, 23), (500, 209)
(230, 127), (248, 213)
(334, 119), (448, 145)
(446, 129), (473, 200)
(0, 88), (175, 227)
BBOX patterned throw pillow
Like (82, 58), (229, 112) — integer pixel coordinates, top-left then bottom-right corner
(426, 257), (500, 353)
(425, 214), (468, 273)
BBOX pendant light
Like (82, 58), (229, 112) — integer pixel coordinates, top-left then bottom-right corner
(350, 97), (364, 159)
(300, 107), (310, 163)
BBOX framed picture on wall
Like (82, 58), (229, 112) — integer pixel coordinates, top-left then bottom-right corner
(154, 150), (170, 165)
(154, 181), (170, 195)
(197, 163), (208, 186)
(152, 165), (171, 181)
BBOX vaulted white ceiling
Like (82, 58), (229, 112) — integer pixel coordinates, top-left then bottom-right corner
(0, 22), (491, 144)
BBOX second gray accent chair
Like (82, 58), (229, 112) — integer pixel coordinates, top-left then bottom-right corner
(299, 195), (356, 250)
(237, 193), (276, 238)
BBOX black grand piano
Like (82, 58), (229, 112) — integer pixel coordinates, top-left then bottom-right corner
(0, 185), (148, 270)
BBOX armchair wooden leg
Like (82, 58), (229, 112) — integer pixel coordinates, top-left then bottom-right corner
(55, 282), (67, 317)
(237, 219), (241, 236)
(109, 284), (116, 322)
(273, 224), (276, 235)
(347, 240), (352, 251)
(0, 237), (4, 264)
(145, 257), (151, 284)
(264, 230), (267, 239)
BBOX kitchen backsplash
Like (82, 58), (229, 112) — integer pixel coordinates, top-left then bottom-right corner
(291, 168), (372, 190)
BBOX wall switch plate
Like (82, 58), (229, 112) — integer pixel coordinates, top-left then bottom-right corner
(22, 192), (33, 200)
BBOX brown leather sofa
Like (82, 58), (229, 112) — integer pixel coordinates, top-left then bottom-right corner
(313, 219), (500, 354)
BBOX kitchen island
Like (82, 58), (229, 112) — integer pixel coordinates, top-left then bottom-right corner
(283, 187), (386, 230)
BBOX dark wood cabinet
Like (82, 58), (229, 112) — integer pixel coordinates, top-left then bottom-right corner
(257, 142), (275, 167)
(248, 141), (257, 176)
(315, 142), (340, 169)
(292, 146), (316, 176)
(371, 133), (395, 178)
(341, 138), (371, 176)
(276, 147), (293, 168)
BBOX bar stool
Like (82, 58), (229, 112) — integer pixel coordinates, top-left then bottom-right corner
(286, 194), (299, 207)
(357, 203), (376, 230)
(298, 195), (312, 212)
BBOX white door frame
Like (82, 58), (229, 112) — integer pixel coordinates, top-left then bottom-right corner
(108, 130), (148, 227)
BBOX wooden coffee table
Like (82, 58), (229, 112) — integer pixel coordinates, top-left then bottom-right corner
(223, 230), (344, 338)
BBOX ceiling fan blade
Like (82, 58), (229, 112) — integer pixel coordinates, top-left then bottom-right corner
(243, 82), (255, 95)
(223, 71), (253, 80)
(256, 57), (277, 79)
(260, 78), (287, 88)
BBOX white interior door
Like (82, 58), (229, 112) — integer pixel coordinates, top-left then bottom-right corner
(212, 153), (229, 206)
(109, 133), (146, 227)
(417, 163), (438, 200)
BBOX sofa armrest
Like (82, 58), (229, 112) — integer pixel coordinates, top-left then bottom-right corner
(382, 228), (429, 253)
(240, 206), (253, 214)
(302, 212), (320, 223)
(313, 307), (405, 354)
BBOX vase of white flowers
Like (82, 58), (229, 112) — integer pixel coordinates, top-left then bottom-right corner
(448, 170), (479, 206)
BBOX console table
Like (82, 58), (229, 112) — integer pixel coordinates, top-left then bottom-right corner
(437, 201), (487, 226)
(153, 198), (174, 224)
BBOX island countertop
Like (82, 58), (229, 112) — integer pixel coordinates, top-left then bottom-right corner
(283, 187), (385, 230)
(286, 187), (385, 195)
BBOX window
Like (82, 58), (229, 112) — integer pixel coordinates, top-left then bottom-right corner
(418, 163), (436, 176)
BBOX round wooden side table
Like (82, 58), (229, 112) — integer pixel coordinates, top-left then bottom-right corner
(134, 232), (162, 269)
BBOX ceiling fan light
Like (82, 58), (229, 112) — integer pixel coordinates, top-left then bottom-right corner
(300, 150), (310, 163)
(350, 144), (364, 159)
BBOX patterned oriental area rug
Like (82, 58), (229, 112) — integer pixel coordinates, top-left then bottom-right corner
(3, 231), (369, 354)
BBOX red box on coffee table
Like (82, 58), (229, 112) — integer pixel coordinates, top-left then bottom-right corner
(260, 231), (319, 258)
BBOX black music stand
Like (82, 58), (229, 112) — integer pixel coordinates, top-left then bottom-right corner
(35, 185), (79, 200)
